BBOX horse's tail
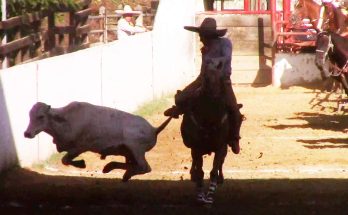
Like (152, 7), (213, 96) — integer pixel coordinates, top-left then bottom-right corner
(155, 117), (173, 135)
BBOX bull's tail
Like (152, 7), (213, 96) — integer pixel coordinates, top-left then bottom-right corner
(155, 117), (173, 135)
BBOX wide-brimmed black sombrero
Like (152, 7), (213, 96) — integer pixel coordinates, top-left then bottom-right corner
(184, 17), (227, 37)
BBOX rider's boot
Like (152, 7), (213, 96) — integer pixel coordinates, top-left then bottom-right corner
(164, 82), (202, 118)
(224, 79), (242, 154)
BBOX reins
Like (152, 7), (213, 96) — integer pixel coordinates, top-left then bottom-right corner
(328, 60), (348, 76)
(316, 32), (348, 76)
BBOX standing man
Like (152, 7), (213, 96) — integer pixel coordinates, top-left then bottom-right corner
(116, 5), (146, 40)
(164, 17), (242, 154)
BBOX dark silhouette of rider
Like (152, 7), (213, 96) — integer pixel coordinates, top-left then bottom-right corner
(164, 17), (242, 154)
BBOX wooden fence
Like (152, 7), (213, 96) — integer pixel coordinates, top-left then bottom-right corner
(0, 1), (158, 69)
(0, 0), (91, 69)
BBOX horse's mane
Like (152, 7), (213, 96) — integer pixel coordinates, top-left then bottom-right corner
(325, 2), (347, 33)
(331, 32), (348, 56)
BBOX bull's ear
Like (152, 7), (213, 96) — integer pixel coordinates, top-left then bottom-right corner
(45, 105), (51, 113)
(51, 114), (66, 123)
(48, 109), (66, 123)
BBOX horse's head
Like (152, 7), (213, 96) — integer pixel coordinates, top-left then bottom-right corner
(291, 0), (330, 31)
(315, 31), (333, 73)
(230, 103), (245, 154)
(291, 0), (307, 26)
(201, 57), (225, 98)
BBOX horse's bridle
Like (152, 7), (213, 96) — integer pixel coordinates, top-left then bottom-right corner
(316, 32), (348, 76)
(315, 32), (334, 60)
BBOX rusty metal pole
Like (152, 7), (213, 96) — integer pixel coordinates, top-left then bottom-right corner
(270, 0), (277, 86)
(283, 0), (290, 24)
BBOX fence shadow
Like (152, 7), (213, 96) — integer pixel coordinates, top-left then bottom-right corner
(1, 168), (348, 214)
(0, 78), (18, 171)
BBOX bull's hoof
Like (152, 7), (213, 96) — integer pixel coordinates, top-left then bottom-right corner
(102, 163), (114, 173)
(72, 160), (86, 168)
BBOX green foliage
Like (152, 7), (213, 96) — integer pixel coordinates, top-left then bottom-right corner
(134, 95), (173, 117)
(1, 0), (81, 18)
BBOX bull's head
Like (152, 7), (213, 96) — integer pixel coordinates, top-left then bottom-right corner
(24, 102), (51, 138)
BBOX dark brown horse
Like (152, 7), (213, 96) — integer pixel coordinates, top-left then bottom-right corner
(315, 31), (348, 96)
(180, 58), (244, 204)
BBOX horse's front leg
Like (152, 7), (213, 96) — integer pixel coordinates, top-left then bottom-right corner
(338, 73), (348, 96)
(190, 150), (204, 202)
(206, 145), (227, 204)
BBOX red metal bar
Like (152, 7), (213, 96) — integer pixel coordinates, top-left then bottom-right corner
(283, 0), (291, 23)
(258, 0), (261, 11)
(270, 0), (277, 41)
(244, 0), (249, 11)
(197, 10), (271, 15)
(270, 0), (277, 86)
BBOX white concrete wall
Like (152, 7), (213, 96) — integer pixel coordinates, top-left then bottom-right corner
(0, 0), (197, 172)
(273, 53), (323, 87)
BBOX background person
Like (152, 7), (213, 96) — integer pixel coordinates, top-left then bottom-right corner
(116, 5), (146, 40)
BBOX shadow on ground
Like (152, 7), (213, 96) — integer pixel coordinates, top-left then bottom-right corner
(1, 168), (348, 214)
(268, 112), (348, 133)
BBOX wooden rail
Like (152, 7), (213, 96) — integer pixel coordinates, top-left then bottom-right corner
(0, 1), (158, 69)
(0, 0), (91, 69)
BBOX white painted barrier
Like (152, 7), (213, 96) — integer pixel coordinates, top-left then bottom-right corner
(0, 0), (322, 172)
(0, 0), (197, 172)
(273, 53), (323, 87)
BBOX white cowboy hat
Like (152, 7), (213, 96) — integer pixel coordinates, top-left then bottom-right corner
(184, 17), (227, 37)
(115, 5), (141, 15)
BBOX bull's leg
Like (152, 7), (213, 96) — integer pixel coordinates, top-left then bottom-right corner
(103, 153), (134, 173)
(122, 150), (151, 182)
(205, 145), (227, 204)
(102, 161), (129, 173)
(62, 152), (85, 168)
(190, 150), (205, 203)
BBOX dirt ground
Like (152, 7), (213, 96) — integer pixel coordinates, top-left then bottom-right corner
(2, 85), (348, 214)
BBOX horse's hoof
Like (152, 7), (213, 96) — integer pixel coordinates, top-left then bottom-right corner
(102, 163), (114, 173)
(72, 160), (86, 168)
(217, 176), (224, 184)
(122, 174), (131, 182)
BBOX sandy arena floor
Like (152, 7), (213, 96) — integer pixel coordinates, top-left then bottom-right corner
(2, 85), (348, 214)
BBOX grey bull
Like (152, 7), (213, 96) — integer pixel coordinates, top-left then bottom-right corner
(24, 102), (172, 181)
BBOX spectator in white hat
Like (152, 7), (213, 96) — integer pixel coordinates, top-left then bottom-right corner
(116, 5), (146, 40)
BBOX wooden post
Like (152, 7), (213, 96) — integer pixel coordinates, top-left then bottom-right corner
(46, 11), (56, 51)
(99, 6), (106, 43)
(1, 0), (8, 69)
(69, 11), (76, 46)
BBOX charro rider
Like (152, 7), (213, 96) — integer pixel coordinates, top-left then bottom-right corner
(164, 17), (242, 154)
